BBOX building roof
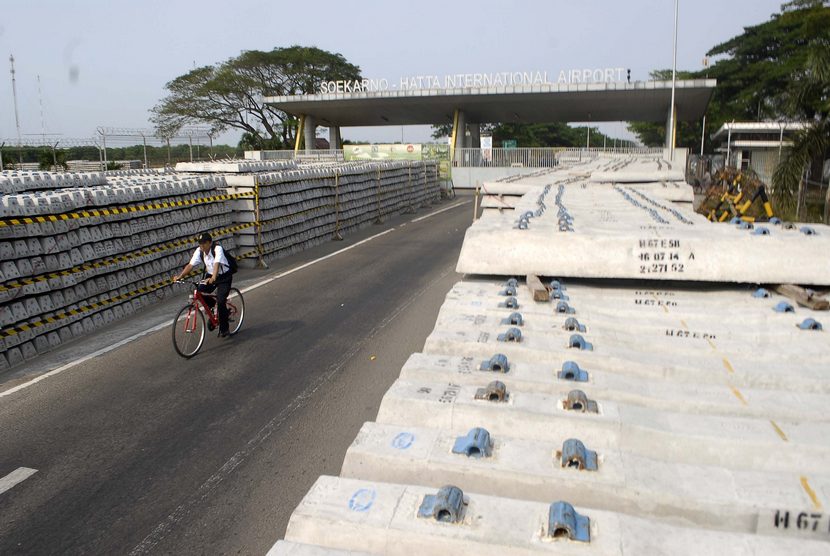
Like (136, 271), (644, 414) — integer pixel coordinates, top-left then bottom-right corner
(265, 79), (717, 127)
(711, 121), (808, 141)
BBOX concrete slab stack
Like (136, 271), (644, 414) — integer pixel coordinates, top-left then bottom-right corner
(459, 172), (829, 285)
(286, 475), (829, 554)
(65, 160), (143, 172)
(0, 159), (440, 369)
(476, 157), (693, 218)
(270, 153), (829, 554)
(203, 160), (440, 266)
(0, 171), (239, 369)
(175, 160), (299, 173)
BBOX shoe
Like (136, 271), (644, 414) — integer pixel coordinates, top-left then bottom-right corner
(218, 330), (229, 338)
(207, 322), (215, 331)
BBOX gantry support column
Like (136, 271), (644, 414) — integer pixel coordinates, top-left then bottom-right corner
(304, 116), (317, 153)
(450, 109), (467, 166)
(469, 123), (481, 148)
(329, 126), (342, 150)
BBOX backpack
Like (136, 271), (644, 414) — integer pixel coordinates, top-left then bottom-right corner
(201, 243), (238, 275)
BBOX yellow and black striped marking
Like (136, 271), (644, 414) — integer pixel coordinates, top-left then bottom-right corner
(0, 192), (254, 229)
(0, 269), (204, 339)
(0, 223), (255, 294)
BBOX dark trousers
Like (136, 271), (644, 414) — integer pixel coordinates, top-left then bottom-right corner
(197, 273), (233, 333)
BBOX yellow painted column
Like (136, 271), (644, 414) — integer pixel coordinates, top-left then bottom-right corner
(294, 114), (306, 154)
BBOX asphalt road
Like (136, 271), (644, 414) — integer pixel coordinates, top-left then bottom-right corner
(0, 198), (472, 555)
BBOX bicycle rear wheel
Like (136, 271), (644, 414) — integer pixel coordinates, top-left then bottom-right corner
(172, 304), (206, 358)
(226, 288), (245, 335)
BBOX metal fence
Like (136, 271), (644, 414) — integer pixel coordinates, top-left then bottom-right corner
(452, 147), (664, 167)
(246, 147), (667, 168)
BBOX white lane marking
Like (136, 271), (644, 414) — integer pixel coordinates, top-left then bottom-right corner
(129, 265), (455, 555)
(239, 227), (396, 294)
(1, 322), (169, 399)
(0, 467), (37, 495)
(2, 228), (398, 399)
(4, 202), (461, 398)
(409, 200), (469, 223)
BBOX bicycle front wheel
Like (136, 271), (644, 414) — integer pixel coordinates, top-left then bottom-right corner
(172, 304), (206, 358)
(226, 288), (245, 335)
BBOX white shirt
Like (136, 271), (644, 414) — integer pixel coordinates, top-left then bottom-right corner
(189, 244), (229, 276)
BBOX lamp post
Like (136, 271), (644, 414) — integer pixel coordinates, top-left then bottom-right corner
(10, 55), (23, 163)
(141, 132), (148, 169)
(700, 57), (709, 157)
(669, 0), (679, 161)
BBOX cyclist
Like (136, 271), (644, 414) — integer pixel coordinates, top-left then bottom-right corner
(172, 232), (233, 337)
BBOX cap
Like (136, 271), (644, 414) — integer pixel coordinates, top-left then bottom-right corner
(198, 232), (212, 244)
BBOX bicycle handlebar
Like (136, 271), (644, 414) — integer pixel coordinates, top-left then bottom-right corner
(174, 279), (208, 288)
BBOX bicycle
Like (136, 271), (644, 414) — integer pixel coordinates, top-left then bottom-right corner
(171, 280), (245, 358)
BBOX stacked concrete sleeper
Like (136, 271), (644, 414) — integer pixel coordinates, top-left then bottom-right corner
(0, 161), (440, 369)
(0, 170), (236, 370)
(221, 160), (440, 265)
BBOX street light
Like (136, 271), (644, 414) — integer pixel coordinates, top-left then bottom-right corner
(700, 57), (709, 157)
(669, 0), (679, 162)
(9, 55), (24, 163)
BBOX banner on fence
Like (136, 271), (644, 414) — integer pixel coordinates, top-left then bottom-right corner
(343, 144), (422, 161)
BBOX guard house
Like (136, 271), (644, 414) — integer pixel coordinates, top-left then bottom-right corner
(712, 121), (808, 185)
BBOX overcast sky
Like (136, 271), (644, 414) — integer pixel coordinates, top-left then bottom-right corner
(1, 0), (786, 148)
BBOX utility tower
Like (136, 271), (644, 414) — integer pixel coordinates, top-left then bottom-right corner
(9, 54), (23, 162)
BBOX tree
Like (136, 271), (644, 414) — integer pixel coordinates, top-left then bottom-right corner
(628, 2), (830, 151)
(38, 148), (67, 170)
(151, 46), (361, 149)
(238, 132), (263, 151)
(706, 0), (829, 121)
(772, 34), (830, 216)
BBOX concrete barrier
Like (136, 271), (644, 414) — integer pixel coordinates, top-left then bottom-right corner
(282, 476), (830, 555)
(455, 182), (830, 285)
(398, 353), (830, 421)
(422, 327), (830, 394)
(374, 379), (830, 473)
(441, 280), (825, 329)
(341, 421), (828, 533)
(433, 301), (829, 357)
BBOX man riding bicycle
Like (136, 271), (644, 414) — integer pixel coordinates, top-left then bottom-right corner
(173, 232), (233, 337)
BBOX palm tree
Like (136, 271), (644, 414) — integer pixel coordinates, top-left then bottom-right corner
(772, 37), (830, 221)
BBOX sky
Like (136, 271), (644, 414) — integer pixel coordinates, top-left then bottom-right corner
(0, 0), (787, 149)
